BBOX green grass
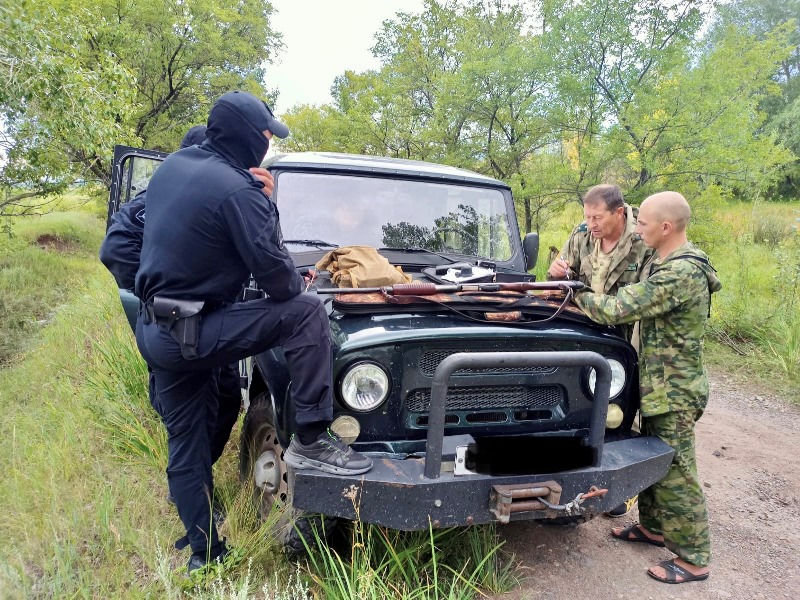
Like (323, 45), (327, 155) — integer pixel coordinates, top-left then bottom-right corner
(1, 198), (797, 597)
(305, 520), (516, 599)
(701, 201), (800, 395)
(0, 209), (517, 597)
(0, 211), (105, 365)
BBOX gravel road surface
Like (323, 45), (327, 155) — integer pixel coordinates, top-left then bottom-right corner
(495, 369), (800, 599)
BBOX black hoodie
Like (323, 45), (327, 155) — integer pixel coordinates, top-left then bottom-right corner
(135, 91), (302, 304)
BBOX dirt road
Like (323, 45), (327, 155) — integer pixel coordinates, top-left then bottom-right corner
(496, 370), (800, 599)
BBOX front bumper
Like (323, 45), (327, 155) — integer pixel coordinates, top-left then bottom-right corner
(292, 435), (673, 529)
(293, 351), (674, 530)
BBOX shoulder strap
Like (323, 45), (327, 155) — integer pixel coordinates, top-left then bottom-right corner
(664, 254), (716, 271)
(650, 254), (715, 317)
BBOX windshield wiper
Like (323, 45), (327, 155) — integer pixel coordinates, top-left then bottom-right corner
(379, 246), (453, 260)
(283, 239), (339, 249)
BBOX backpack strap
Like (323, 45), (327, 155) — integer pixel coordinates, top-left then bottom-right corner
(650, 254), (716, 317)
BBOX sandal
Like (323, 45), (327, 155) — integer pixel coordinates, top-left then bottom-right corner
(611, 523), (666, 547)
(647, 559), (709, 584)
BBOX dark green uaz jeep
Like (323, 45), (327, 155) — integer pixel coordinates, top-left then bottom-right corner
(107, 147), (673, 552)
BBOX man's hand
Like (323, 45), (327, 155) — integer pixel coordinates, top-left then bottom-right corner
(249, 167), (275, 197)
(547, 256), (571, 280)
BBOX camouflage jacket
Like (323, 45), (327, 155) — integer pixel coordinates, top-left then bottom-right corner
(573, 243), (722, 416)
(547, 204), (653, 295)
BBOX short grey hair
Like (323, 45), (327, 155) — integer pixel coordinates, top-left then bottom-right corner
(583, 184), (624, 212)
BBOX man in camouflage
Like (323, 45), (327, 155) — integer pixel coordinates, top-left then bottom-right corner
(547, 183), (652, 297)
(574, 191), (721, 584)
(547, 183), (651, 517)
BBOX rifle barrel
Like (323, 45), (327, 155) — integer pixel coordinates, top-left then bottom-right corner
(316, 280), (584, 295)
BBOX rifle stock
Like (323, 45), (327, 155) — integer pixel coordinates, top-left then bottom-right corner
(317, 281), (585, 296)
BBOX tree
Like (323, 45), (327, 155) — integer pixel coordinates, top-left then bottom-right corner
(0, 0), (282, 216)
(542, 0), (795, 202)
(710, 0), (800, 197)
(0, 5), (135, 215)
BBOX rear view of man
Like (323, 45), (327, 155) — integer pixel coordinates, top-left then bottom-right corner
(547, 183), (651, 517)
(100, 126), (257, 471)
(135, 91), (372, 573)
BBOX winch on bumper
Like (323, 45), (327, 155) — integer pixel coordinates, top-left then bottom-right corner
(290, 352), (674, 530)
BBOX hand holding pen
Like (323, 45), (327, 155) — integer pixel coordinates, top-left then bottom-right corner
(547, 254), (571, 280)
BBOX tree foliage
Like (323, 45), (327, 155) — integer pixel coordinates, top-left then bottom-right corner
(282, 0), (798, 232)
(0, 0), (281, 215)
(710, 0), (800, 197)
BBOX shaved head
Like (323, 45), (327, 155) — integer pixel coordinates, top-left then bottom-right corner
(641, 191), (691, 232)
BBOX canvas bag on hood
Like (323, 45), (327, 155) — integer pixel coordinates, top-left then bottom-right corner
(316, 246), (412, 288)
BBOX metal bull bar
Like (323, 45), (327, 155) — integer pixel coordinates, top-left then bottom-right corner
(423, 351), (612, 479)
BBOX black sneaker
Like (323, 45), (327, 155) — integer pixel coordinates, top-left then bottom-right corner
(604, 495), (638, 518)
(284, 429), (373, 475)
(187, 540), (230, 575)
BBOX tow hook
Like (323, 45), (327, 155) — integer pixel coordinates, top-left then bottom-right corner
(539, 485), (609, 515)
(490, 483), (608, 523)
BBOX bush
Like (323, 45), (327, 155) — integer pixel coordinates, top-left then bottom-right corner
(752, 212), (795, 246)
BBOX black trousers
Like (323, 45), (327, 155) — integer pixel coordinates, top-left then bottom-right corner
(147, 362), (240, 465)
(136, 293), (333, 556)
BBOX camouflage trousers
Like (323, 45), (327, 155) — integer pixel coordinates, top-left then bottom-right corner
(639, 409), (711, 567)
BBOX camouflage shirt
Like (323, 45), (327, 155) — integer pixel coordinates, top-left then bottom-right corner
(573, 243), (722, 416)
(547, 204), (653, 295)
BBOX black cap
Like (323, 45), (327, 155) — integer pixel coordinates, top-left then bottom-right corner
(209, 91), (289, 139)
(180, 125), (208, 148)
(262, 102), (289, 139)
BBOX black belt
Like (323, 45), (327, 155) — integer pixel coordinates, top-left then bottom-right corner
(142, 302), (159, 324)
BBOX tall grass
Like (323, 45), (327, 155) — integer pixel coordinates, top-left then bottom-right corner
(0, 214), (294, 597)
(0, 210), (518, 597)
(305, 519), (517, 599)
(705, 202), (800, 391)
(0, 211), (104, 365)
(86, 324), (167, 471)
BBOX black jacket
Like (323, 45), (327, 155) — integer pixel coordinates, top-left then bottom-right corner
(135, 92), (302, 304)
(99, 190), (147, 291)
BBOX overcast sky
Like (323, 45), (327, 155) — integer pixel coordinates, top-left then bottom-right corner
(265, 0), (425, 113)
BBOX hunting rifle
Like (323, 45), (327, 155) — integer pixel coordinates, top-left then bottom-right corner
(317, 280), (585, 296)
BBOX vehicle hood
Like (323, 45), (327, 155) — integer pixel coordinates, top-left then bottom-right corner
(328, 310), (627, 354)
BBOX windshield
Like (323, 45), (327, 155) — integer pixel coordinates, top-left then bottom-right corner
(275, 172), (514, 261)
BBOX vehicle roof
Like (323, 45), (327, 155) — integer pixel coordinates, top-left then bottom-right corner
(265, 152), (510, 189)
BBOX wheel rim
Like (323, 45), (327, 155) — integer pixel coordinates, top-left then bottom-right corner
(252, 423), (288, 506)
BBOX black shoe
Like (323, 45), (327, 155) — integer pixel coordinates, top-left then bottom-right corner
(604, 495), (638, 518)
(187, 540), (230, 575)
(284, 429), (373, 475)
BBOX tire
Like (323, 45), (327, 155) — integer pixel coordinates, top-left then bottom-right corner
(280, 510), (341, 559)
(240, 391), (342, 557)
(239, 392), (289, 517)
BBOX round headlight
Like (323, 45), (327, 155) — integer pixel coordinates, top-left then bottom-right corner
(341, 362), (390, 412)
(588, 358), (626, 399)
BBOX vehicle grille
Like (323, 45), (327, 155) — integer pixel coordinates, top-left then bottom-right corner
(418, 349), (557, 376)
(406, 385), (564, 412)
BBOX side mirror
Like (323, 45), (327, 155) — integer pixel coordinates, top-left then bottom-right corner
(523, 233), (539, 271)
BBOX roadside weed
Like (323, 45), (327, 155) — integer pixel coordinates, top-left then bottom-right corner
(86, 319), (167, 471)
(305, 515), (517, 599)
